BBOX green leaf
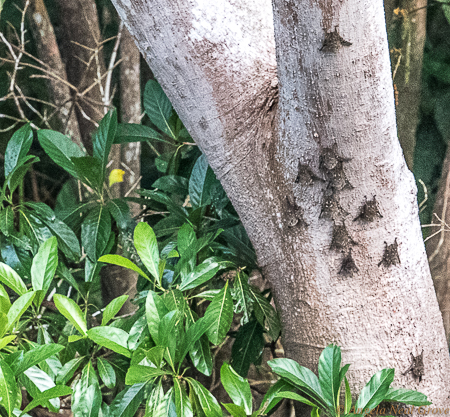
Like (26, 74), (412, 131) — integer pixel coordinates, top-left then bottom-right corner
(189, 333), (213, 377)
(233, 271), (252, 324)
(205, 282), (233, 345)
(101, 295), (129, 326)
(153, 387), (176, 417)
(12, 344), (64, 376)
(383, 387), (431, 406)
(37, 130), (85, 178)
(109, 382), (146, 417)
(231, 319), (265, 377)
(143, 80), (174, 138)
(125, 365), (166, 385)
(173, 378), (193, 417)
(25, 202), (81, 261)
(318, 344), (342, 409)
(344, 376), (352, 413)
(0, 262), (27, 296)
(81, 205), (111, 262)
(180, 261), (219, 291)
(93, 109), (118, 180)
(21, 385), (72, 415)
(220, 362), (252, 414)
(189, 155), (216, 209)
(249, 287), (281, 341)
(0, 206), (14, 237)
(355, 368), (395, 412)
(71, 156), (104, 192)
(179, 317), (211, 366)
(98, 255), (150, 280)
(114, 123), (169, 144)
(30, 237), (58, 307)
(73, 380), (101, 417)
(152, 175), (188, 195)
(19, 210), (52, 251)
(21, 365), (59, 412)
(87, 327), (131, 358)
(7, 291), (35, 331)
(222, 403), (247, 417)
(268, 358), (327, 409)
(55, 356), (85, 385)
(146, 346), (165, 368)
(97, 358), (116, 389)
(273, 391), (318, 408)
(0, 336), (16, 351)
(257, 379), (296, 415)
(134, 222), (160, 284)
(177, 224), (197, 257)
(145, 290), (169, 345)
(0, 360), (18, 417)
(4, 124), (33, 177)
(53, 294), (87, 336)
(107, 199), (132, 231)
(146, 381), (165, 416)
(187, 378), (222, 417)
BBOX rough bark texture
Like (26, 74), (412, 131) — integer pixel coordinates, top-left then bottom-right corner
(384, 0), (427, 169)
(27, 0), (81, 145)
(57, 0), (106, 150)
(426, 146), (450, 343)
(110, 0), (450, 405)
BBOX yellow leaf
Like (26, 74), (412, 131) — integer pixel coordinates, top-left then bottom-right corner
(109, 169), (125, 187)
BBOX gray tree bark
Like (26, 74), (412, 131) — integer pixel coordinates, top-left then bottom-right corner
(110, 0), (450, 405)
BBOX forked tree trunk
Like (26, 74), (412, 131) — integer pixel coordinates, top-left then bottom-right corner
(110, 0), (450, 404)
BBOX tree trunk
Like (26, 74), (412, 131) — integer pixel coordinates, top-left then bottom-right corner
(27, 0), (82, 146)
(384, 0), (427, 169)
(57, 0), (106, 150)
(110, 0), (450, 404)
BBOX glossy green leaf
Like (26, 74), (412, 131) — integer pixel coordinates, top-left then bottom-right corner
(146, 346), (165, 368)
(31, 237), (58, 307)
(114, 123), (169, 144)
(21, 365), (59, 412)
(205, 282), (233, 345)
(93, 109), (118, 179)
(0, 313), (7, 339)
(71, 156), (104, 192)
(0, 360), (18, 417)
(187, 378), (221, 417)
(153, 387), (176, 417)
(233, 270), (252, 324)
(109, 382), (146, 417)
(4, 124), (33, 177)
(222, 403), (247, 417)
(344, 376), (352, 413)
(145, 290), (169, 345)
(7, 291), (35, 331)
(97, 358), (116, 389)
(231, 319), (265, 377)
(19, 210), (52, 251)
(177, 224), (196, 257)
(0, 336), (15, 351)
(268, 358), (327, 409)
(257, 379), (296, 415)
(152, 175), (188, 195)
(21, 385), (72, 415)
(180, 261), (219, 291)
(37, 130), (84, 178)
(189, 333), (213, 377)
(87, 327), (131, 358)
(0, 262), (27, 295)
(107, 199), (132, 231)
(12, 344), (64, 376)
(178, 317), (211, 367)
(0, 206), (14, 237)
(355, 368), (395, 411)
(273, 391), (318, 408)
(53, 294), (87, 336)
(73, 380), (101, 417)
(146, 381), (165, 416)
(101, 295), (129, 326)
(383, 387), (431, 406)
(189, 154), (216, 209)
(98, 255), (149, 280)
(249, 287), (281, 341)
(220, 362), (252, 414)
(125, 365), (166, 385)
(318, 344), (342, 409)
(173, 378), (193, 417)
(143, 80), (174, 138)
(81, 205), (111, 262)
(55, 356), (85, 385)
(4, 157), (36, 195)
(134, 222), (160, 284)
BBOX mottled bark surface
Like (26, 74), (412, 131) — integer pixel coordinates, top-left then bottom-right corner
(385, 0), (427, 169)
(110, 0), (450, 406)
(57, 0), (106, 150)
(27, 0), (81, 145)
